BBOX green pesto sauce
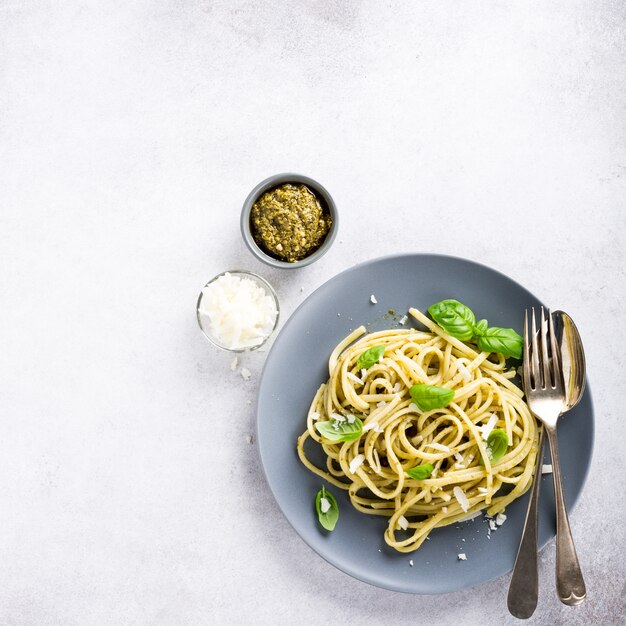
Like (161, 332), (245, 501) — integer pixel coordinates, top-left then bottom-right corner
(250, 183), (332, 262)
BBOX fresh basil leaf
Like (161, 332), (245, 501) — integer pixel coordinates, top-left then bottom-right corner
(315, 486), (339, 531)
(428, 299), (476, 341)
(406, 463), (434, 480)
(473, 319), (488, 336)
(316, 416), (363, 442)
(479, 428), (509, 465)
(409, 384), (454, 411)
(476, 326), (523, 359)
(356, 345), (385, 370)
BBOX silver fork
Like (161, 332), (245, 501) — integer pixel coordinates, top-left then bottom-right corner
(516, 307), (586, 610)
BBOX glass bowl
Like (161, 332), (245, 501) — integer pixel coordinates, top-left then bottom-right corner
(196, 270), (280, 352)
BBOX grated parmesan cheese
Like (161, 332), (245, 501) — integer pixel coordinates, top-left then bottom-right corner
(370, 294), (378, 304)
(457, 362), (472, 382)
(479, 414), (498, 440)
(198, 272), (277, 350)
(349, 454), (365, 474)
(240, 367), (251, 380)
(398, 515), (409, 530)
(361, 369), (368, 379)
(409, 559), (414, 567)
(309, 411), (320, 421)
(319, 497), (331, 514)
(458, 553), (467, 561)
(542, 464), (553, 474)
(426, 442), (451, 453)
(496, 513), (507, 526)
(362, 421), (380, 433)
(230, 357), (238, 371)
(453, 486), (470, 512)
(399, 315), (408, 325)
(347, 372), (364, 386)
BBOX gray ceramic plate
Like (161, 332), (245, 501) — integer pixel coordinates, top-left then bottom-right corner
(256, 254), (594, 594)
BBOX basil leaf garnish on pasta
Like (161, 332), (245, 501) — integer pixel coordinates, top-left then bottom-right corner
(315, 416), (363, 442)
(356, 345), (385, 370)
(315, 486), (339, 531)
(428, 299), (476, 341)
(473, 319), (488, 336)
(406, 463), (434, 480)
(476, 327), (523, 360)
(410, 384), (454, 411)
(428, 299), (523, 359)
(480, 428), (509, 465)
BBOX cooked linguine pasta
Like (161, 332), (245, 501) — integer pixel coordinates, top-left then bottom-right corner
(297, 307), (539, 552)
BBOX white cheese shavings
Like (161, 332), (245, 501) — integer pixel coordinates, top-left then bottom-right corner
(245, 435), (253, 444)
(399, 315), (408, 325)
(331, 413), (346, 423)
(542, 464), (553, 474)
(309, 412), (320, 421)
(398, 515), (409, 530)
(442, 506), (448, 513)
(361, 369), (368, 379)
(454, 452), (464, 463)
(362, 421), (380, 433)
(477, 487), (489, 494)
(230, 357), (238, 371)
(426, 442), (451, 452)
(480, 414), (498, 440)
(458, 553), (467, 561)
(349, 454), (365, 474)
(453, 486), (470, 512)
(457, 362), (472, 382)
(393, 382), (401, 393)
(346, 414), (356, 424)
(319, 497), (331, 514)
(198, 273), (277, 350)
(409, 559), (414, 567)
(240, 367), (251, 380)
(496, 513), (507, 526)
(347, 372), (364, 386)
(370, 294), (378, 304)
(488, 519), (497, 531)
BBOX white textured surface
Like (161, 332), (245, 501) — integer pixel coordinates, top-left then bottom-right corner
(1, 2), (625, 624)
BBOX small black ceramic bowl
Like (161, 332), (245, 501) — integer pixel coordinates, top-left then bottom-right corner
(240, 173), (338, 269)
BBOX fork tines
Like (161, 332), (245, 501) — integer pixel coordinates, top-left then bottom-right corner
(523, 307), (563, 392)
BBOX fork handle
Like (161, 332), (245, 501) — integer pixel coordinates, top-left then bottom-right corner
(507, 430), (544, 619)
(544, 425), (587, 605)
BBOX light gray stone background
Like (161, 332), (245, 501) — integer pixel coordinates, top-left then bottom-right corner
(1, 1), (625, 624)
